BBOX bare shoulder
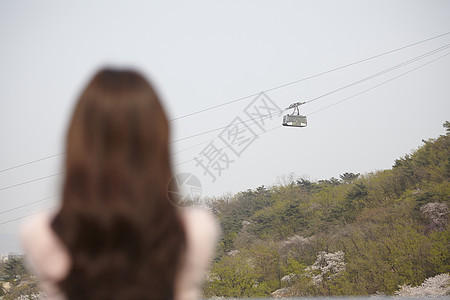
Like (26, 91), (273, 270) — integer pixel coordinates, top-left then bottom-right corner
(175, 207), (220, 300)
(21, 211), (55, 252)
(180, 207), (220, 246)
(20, 211), (70, 281)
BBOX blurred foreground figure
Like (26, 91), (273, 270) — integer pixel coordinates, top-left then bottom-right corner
(21, 69), (218, 300)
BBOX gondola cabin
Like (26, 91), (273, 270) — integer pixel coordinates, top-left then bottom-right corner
(282, 114), (307, 127)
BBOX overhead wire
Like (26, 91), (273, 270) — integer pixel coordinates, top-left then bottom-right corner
(0, 112), (280, 192)
(0, 206), (56, 226)
(2, 53), (450, 227)
(0, 172), (64, 192)
(170, 109), (281, 144)
(170, 110), (281, 154)
(0, 153), (64, 173)
(1, 42), (449, 193)
(173, 50), (450, 167)
(307, 51), (450, 116)
(167, 43), (450, 148)
(303, 43), (450, 105)
(0, 194), (59, 215)
(173, 125), (281, 167)
(1, 32), (449, 174)
(168, 31), (450, 122)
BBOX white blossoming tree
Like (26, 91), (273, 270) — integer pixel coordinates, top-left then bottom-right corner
(420, 202), (448, 232)
(395, 273), (450, 297)
(305, 251), (346, 294)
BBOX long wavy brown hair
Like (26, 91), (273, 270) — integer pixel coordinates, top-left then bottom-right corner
(51, 69), (186, 300)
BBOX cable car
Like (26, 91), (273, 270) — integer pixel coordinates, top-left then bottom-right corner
(282, 114), (307, 127)
(282, 101), (307, 127)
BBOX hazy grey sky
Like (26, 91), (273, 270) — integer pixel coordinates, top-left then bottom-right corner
(1, 0), (449, 253)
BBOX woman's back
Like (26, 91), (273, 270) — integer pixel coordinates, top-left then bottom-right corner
(21, 69), (218, 299)
(22, 207), (218, 300)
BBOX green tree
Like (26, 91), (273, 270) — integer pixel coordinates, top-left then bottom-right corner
(205, 253), (265, 297)
(0, 255), (40, 300)
(443, 121), (450, 134)
(340, 172), (360, 184)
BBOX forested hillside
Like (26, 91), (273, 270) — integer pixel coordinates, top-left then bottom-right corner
(203, 122), (450, 298)
(2, 125), (448, 299)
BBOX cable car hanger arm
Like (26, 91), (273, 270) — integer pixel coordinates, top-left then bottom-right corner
(284, 101), (306, 110)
